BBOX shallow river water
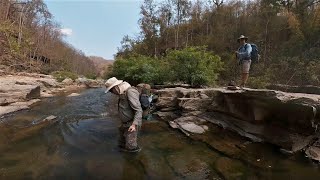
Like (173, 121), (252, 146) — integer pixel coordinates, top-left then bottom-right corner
(0, 88), (319, 179)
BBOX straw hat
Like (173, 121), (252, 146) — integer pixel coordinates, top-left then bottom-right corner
(237, 35), (248, 43)
(105, 77), (123, 93)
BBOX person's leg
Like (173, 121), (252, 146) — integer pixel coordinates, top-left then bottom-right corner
(240, 60), (251, 87)
(124, 127), (140, 152)
(241, 73), (249, 87)
(118, 126), (126, 148)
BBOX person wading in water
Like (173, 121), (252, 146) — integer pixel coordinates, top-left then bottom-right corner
(105, 77), (142, 152)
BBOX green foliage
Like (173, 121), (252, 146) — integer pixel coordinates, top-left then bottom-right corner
(110, 47), (223, 86)
(110, 54), (167, 85)
(166, 47), (224, 87)
(247, 76), (270, 89)
(85, 73), (97, 80)
(51, 71), (78, 82)
(116, 0), (320, 88)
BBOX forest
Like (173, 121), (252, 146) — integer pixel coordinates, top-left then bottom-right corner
(0, 0), (96, 78)
(112, 0), (320, 87)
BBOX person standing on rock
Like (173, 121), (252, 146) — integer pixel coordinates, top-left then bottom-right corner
(235, 35), (252, 88)
(105, 77), (142, 152)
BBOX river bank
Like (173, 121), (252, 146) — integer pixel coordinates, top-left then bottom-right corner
(154, 87), (320, 163)
(0, 72), (104, 117)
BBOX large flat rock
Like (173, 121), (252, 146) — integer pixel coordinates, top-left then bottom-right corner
(155, 87), (320, 161)
(0, 99), (41, 117)
(156, 87), (320, 135)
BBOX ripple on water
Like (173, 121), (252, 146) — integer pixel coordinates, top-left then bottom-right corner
(0, 88), (320, 179)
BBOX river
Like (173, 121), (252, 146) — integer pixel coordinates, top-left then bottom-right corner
(0, 88), (319, 179)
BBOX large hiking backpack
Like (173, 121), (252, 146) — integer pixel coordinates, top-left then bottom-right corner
(120, 85), (151, 111)
(246, 43), (260, 63)
(137, 84), (152, 110)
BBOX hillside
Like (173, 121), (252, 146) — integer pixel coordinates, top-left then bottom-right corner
(0, 0), (96, 76)
(89, 56), (113, 77)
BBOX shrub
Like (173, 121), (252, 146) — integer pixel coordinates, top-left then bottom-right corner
(110, 47), (223, 87)
(85, 73), (97, 80)
(110, 54), (167, 85)
(166, 46), (224, 87)
(51, 71), (77, 82)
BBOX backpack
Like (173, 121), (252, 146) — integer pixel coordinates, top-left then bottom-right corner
(137, 84), (152, 110)
(245, 43), (260, 63)
(140, 93), (150, 110)
(119, 85), (152, 111)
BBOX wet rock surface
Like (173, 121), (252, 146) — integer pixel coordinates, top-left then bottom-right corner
(155, 87), (320, 162)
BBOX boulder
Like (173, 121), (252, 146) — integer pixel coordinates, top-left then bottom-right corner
(0, 84), (40, 100)
(25, 85), (40, 99)
(305, 140), (320, 162)
(178, 98), (213, 111)
(37, 79), (60, 88)
(154, 111), (180, 121)
(84, 79), (103, 88)
(155, 97), (178, 110)
(178, 122), (206, 134)
(173, 116), (208, 134)
(62, 78), (74, 85)
(75, 77), (88, 84)
(305, 146), (320, 162)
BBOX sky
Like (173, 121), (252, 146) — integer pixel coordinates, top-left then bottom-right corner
(44, 0), (143, 60)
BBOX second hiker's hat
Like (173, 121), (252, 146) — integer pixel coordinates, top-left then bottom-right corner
(105, 77), (123, 93)
(237, 35), (248, 42)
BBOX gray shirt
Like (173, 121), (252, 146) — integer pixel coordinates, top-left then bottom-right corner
(118, 87), (142, 127)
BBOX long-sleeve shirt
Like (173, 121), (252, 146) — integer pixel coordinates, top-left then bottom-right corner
(118, 87), (142, 127)
(237, 43), (252, 61)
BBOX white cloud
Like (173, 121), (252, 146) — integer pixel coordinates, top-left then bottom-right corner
(60, 28), (73, 36)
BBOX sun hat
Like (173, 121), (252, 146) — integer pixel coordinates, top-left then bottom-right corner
(105, 77), (123, 93)
(237, 35), (248, 42)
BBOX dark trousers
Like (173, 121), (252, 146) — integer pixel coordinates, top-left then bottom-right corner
(118, 125), (138, 150)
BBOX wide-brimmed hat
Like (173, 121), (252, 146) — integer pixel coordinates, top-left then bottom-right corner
(237, 35), (248, 42)
(105, 77), (123, 93)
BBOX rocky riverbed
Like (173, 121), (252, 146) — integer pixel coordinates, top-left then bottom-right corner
(154, 87), (320, 163)
(1, 88), (319, 179)
(0, 72), (104, 117)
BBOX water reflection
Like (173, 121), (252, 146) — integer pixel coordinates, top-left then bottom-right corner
(0, 88), (319, 179)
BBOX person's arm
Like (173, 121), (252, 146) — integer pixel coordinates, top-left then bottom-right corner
(238, 44), (252, 60)
(127, 88), (143, 128)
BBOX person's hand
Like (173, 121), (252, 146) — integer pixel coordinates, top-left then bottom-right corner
(128, 124), (136, 132)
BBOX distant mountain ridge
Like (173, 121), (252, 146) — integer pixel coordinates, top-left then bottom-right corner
(89, 56), (113, 77)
